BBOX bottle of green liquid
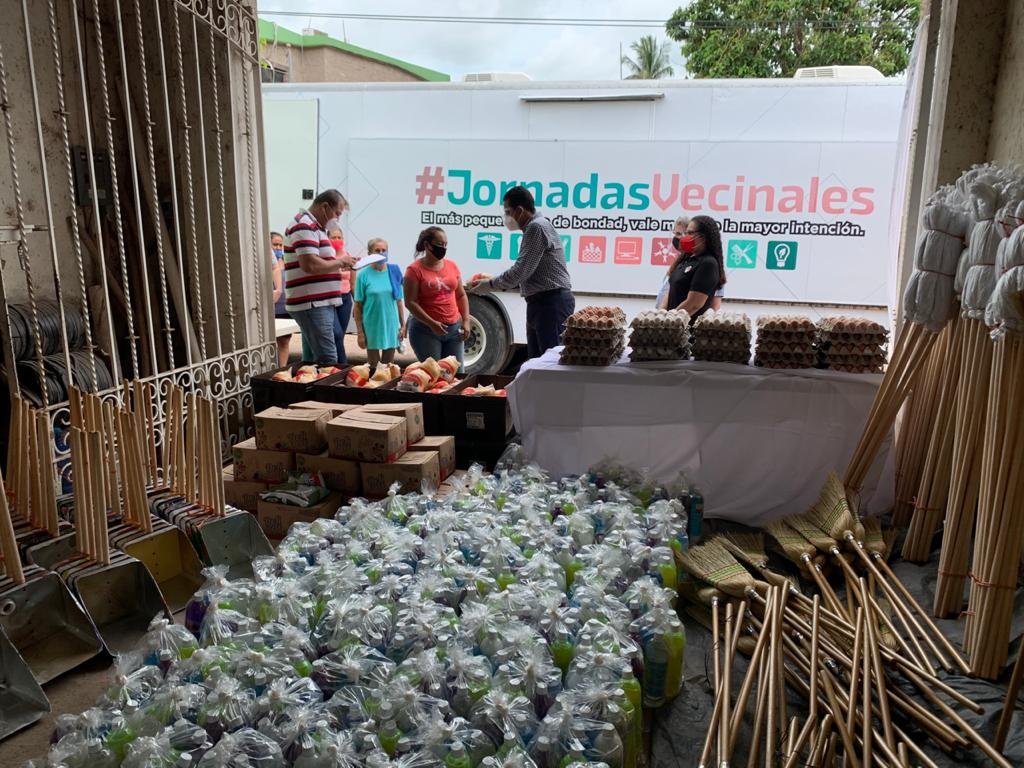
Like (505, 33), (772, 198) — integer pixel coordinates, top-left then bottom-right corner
(378, 719), (401, 757)
(619, 675), (643, 768)
(663, 616), (686, 702)
(445, 740), (473, 768)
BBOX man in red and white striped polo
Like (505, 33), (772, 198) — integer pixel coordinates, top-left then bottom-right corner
(283, 189), (357, 364)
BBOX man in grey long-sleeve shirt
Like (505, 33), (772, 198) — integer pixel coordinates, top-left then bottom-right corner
(467, 185), (575, 359)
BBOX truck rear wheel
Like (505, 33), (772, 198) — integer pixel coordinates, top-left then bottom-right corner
(465, 296), (511, 375)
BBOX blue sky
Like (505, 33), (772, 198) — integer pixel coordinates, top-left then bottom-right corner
(259, 0), (688, 81)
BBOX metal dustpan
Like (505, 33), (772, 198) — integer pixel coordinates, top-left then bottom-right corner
(0, 566), (104, 684)
(114, 521), (203, 612)
(0, 439), (103, 685)
(0, 623), (49, 740)
(105, 406), (204, 611)
(156, 389), (272, 580)
(45, 426), (170, 656)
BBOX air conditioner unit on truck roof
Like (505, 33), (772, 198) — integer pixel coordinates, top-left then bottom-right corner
(794, 65), (885, 80)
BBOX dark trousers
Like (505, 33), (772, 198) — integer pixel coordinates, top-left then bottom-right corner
(333, 293), (353, 365)
(526, 288), (575, 359)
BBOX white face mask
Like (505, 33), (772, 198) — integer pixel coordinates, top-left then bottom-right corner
(324, 217), (341, 235)
(504, 213), (520, 231)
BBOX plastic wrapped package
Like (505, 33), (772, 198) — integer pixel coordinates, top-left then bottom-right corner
(121, 735), (189, 768)
(99, 657), (165, 714)
(389, 602), (459, 662)
(396, 647), (448, 698)
(565, 649), (633, 691)
(184, 565), (231, 635)
(494, 645), (563, 719)
(311, 644), (395, 696)
(251, 580), (315, 628)
(51, 707), (126, 746)
(231, 648), (296, 695)
(530, 706), (623, 768)
(379, 676), (451, 732)
(312, 595), (394, 653)
(44, 733), (120, 768)
(631, 607), (686, 708)
(573, 683), (641, 768)
(414, 708), (495, 765)
(139, 617), (199, 672)
(198, 603), (260, 647)
(258, 706), (338, 764)
(444, 644), (494, 717)
(621, 576), (676, 618)
(471, 688), (539, 748)
(252, 549), (313, 583)
(167, 646), (232, 687)
(480, 745), (539, 767)
(195, 728), (284, 768)
(127, 683), (206, 736)
(197, 672), (256, 741)
(291, 729), (361, 768)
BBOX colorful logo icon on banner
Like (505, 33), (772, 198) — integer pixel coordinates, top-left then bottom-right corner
(578, 236), (607, 264)
(559, 235), (572, 262)
(613, 237), (643, 265)
(650, 237), (676, 266)
(476, 232), (503, 260)
(726, 239), (758, 269)
(766, 241), (797, 270)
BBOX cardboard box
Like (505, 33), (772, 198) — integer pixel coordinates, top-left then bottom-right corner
(296, 452), (361, 495)
(223, 478), (271, 512)
(231, 438), (295, 483)
(326, 413), (407, 463)
(407, 435), (456, 480)
(357, 403), (426, 444)
(361, 451), (440, 498)
(290, 401), (363, 419)
(254, 406), (329, 453)
(257, 491), (343, 540)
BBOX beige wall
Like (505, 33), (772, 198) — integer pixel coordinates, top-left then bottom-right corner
(261, 43), (425, 83)
(989, 0), (1024, 163)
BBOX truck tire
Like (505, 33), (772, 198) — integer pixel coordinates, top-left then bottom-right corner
(465, 296), (511, 375)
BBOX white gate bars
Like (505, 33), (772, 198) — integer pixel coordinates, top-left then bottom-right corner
(0, 0), (275, 491)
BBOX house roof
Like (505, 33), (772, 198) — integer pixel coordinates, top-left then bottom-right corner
(258, 19), (450, 82)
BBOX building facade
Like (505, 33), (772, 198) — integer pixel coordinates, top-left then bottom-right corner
(258, 20), (449, 83)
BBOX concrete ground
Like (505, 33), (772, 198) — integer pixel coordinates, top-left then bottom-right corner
(280, 331), (418, 368)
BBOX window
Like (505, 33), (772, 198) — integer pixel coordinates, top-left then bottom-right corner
(260, 64), (288, 83)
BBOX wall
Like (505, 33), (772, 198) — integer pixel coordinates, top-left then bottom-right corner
(260, 43), (424, 83)
(989, 0), (1024, 163)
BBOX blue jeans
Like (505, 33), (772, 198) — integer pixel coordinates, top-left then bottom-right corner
(290, 305), (338, 365)
(334, 293), (353, 365)
(526, 288), (575, 359)
(408, 317), (464, 370)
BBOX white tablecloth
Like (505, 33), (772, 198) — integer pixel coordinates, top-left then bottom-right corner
(508, 349), (893, 526)
(275, 318), (300, 338)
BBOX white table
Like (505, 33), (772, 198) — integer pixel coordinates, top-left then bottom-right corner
(508, 349), (893, 526)
(275, 318), (299, 338)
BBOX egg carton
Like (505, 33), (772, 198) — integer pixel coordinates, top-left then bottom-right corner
(694, 349), (751, 364)
(630, 309), (691, 330)
(757, 315), (817, 333)
(630, 345), (692, 362)
(562, 326), (627, 343)
(629, 328), (689, 346)
(565, 306), (627, 331)
(817, 316), (888, 341)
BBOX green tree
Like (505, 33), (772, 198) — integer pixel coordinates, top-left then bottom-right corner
(621, 35), (675, 79)
(666, 1), (918, 79)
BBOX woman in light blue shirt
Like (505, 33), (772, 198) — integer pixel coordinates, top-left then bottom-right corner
(353, 238), (406, 371)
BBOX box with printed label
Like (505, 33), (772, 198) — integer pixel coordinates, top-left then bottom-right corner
(254, 406), (329, 453)
(357, 403), (425, 444)
(325, 413), (407, 463)
(231, 437), (295, 483)
(290, 401), (363, 419)
(257, 492), (343, 540)
(360, 451), (441, 498)
(295, 452), (361, 495)
(407, 435), (456, 480)
(223, 478), (270, 512)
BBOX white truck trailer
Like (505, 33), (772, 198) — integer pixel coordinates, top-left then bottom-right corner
(262, 78), (906, 373)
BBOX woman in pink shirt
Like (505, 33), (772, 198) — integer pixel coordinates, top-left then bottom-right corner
(328, 227), (355, 364)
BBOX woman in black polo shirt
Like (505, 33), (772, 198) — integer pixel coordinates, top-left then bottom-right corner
(667, 215), (726, 321)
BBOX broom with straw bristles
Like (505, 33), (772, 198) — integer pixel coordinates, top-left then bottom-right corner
(764, 520), (846, 619)
(809, 473), (971, 675)
(845, 189), (971, 499)
(720, 531), (795, 591)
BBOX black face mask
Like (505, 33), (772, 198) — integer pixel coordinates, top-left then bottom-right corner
(431, 244), (447, 258)
(672, 236), (681, 251)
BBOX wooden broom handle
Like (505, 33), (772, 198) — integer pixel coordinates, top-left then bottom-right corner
(0, 468), (24, 585)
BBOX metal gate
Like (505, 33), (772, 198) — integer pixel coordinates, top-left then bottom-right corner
(0, 0), (275, 486)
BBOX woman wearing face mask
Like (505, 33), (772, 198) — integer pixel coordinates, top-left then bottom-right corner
(403, 226), (471, 369)
(666, 214), (727, 321)
(327, 227), (356, 365)
(659, 216), (724, 311)
(353, 238), (406, 371)
(270, 231), (293, 367)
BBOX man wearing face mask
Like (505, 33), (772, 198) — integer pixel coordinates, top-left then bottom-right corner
(467, 185), (574, 359)
(282, 189), (357, 365)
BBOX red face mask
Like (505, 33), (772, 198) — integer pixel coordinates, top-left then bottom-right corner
(330, 238), (344, 254)
(677, 234), (697, 254)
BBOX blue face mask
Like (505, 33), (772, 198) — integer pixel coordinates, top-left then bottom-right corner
(378, 250), (389, 262)
(272, 248), (284, 258)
